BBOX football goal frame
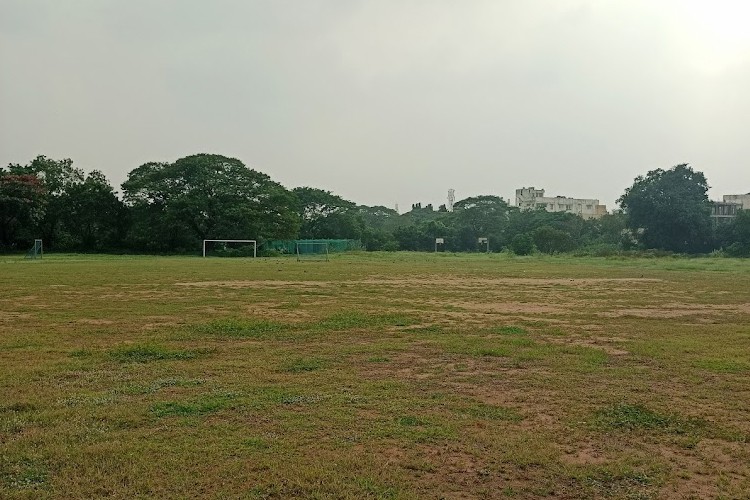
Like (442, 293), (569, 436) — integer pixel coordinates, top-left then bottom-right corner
(202, 239), (257, 258)
(25, 239), (43, 260)
(296, 241), (329, 262)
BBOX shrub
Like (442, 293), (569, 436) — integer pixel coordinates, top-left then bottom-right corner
(509, 233), (534, 255)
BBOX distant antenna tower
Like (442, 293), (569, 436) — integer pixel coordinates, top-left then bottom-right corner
(394, 203), (399, 213)
(447, 189), (456, 212)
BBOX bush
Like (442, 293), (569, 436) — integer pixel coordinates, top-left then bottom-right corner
(381, 240), (400, 252)
(573, 243), (621, 257)
(533, 226), (576, 254)
(509, 233), (534, 255)
(725, 242), (750, 257)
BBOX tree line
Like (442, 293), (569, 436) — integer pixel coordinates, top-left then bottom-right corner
(1, 154), (749, 256)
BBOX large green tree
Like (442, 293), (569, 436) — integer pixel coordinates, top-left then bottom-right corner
(60, 171), (127, 251)
(292, 187), (363, 239)
(618, 164), (712, 253)
(450, 195), (511, 251)
(6, 156), (84, 249)
(533, 225), (575, 254)
(0, 173), (46, 249)
(720, 210), (750, 257)
(121, 154), (299, 252)
(356, 205), (401, 250)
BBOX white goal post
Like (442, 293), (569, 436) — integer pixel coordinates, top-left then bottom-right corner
(202, 239), (257, 258)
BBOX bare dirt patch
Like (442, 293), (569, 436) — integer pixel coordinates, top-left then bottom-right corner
(655, 441), (746, 499)
(141, 315), (182, 329)
(358, 276), (664, 288)
(0, 312), (32, 322)
(452, 300), (565, 315)
(357, 347), (456, 381)
(601, 302), (750, 319)
(542, 335), (630, 356)
(245, 301), (313, 321)
(177, 280), (332, 289)
(560, 442), (609, 466)
(76, 318), (114, 325)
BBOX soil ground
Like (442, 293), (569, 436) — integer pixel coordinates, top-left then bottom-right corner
(1, 252), (749, 498)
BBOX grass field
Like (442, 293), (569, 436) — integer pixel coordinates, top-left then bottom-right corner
(1, 252), (750, 499)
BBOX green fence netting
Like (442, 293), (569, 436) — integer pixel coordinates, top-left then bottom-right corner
(265, 239), (362, 254)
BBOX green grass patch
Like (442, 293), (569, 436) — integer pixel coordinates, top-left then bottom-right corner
(693, 358), (750, 373)
(109, 344), (202, 363)
(491, 326), (527, 335)
(280, 357), (326, 373)
(0, 456), (48, 490)
(69, 349), (94, 358)
(150, 392), (238, 418)
(474, 347), (511, 357)
(0, 403), (36, 413)
(313, 311), (418, 330)
(544, 345), (609, 371)
(594, 403), (707, 435)
(117, 378), (205, 395)
(362, 414), (457, 444)
(397, 415), (425, 426)
(242, 437), (271, 451)
(575, 464), (660, 498)
(190, 318), (291, 339)
(355, 477), (400, 499)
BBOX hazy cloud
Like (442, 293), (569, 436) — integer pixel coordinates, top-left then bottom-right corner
(2, 0), (749, 210)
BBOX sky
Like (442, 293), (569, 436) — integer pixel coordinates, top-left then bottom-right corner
(2, 0), (749, 212)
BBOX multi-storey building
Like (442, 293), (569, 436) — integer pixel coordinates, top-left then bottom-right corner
(711, 193), (750, 224)
(515, 187), (607, 219)
(723, 193), (750, 208)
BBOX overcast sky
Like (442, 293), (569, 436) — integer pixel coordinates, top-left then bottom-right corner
(2, 0), (749, 211)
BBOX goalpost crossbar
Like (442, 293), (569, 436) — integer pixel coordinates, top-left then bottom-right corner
(25, 239), (43, 260)
(202, 239), (257, 258)
(295, 241), (329, 262)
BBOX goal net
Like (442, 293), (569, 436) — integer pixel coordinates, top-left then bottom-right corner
(202, 240), (257, 258)
(25, 239), (43, 260)
(296, 241), (329, 262)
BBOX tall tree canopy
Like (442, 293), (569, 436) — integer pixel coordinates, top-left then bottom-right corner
(6, 155), (85, 249)
(0, 173), (46, 248)
(7, 152), (750, 257)
(61, 171), (127, 251)
(450, 195), (511, 250)
(292, 187), (362, 239)
(618, 164), (712, 253)
(121, 154), (299, 251)
(719, 209), (750, 257)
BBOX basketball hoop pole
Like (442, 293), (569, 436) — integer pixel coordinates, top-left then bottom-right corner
(435, 237), (445, 253)
(478, 237), (489, 253)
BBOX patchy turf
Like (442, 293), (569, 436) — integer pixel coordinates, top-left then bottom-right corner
(1, 252), (750, 498)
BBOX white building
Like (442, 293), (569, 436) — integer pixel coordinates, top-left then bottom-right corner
(515, 187), (607, 219)
(711, 193), (750, 224)
(723, 193), (750, 208)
